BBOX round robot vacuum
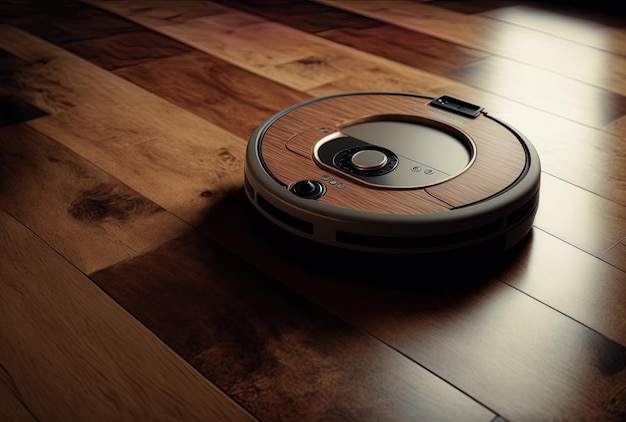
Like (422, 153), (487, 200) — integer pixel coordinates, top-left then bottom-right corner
(244, 92), (540, 256)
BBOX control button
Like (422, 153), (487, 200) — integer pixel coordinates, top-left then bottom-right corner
(336, 183), (345, 189)
(350, 149), (388, 171)
(424, 169), (434, 175)
(329, 180), (338, 185)
(321, 175), (330, 181)
(290, 180), (326, 199)
(411, 166), (421, 172)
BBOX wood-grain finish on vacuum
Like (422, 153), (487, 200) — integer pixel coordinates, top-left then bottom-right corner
(261, 94), (527, 214)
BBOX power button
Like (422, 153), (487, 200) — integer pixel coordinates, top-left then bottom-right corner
(289, 180), (326, 199)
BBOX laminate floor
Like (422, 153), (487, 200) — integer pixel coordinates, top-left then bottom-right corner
(1, 1), (625, 421)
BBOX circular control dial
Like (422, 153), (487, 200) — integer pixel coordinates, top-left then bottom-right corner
(333, 146), (398, 177)
(350, 149), (388, 171)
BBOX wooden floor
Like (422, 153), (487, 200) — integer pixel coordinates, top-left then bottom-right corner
(1, 1), (625, 420)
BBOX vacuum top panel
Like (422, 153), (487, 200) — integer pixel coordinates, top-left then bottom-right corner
(244, 92), (540, 254)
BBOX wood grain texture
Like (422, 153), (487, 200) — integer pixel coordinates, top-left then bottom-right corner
(0, 123), (190, 273)
(2, 0), (625, 421)
(64, 30), (194, 70)
(197, 195), (626, 422)
(112, 50), (309, 139)
(91, 232), (496, 422)
(0, 209), (257, 422)
(260, 93), (526, 212)
(0, 0), (141, 44)
(87, 0), (626, 210)
(314, 0), (626, 96)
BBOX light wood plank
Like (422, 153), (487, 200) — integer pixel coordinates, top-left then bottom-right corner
(313, 0), (626, 96)
(0, 209), (257, 422)
(448, 55), (625, 128)
(605, 114), (626, 135)
(482, 4), (626, 55)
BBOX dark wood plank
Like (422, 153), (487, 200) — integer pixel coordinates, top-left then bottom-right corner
(0, 48), (49, 127)
(499, 228), (626, 344)
(212, 0), (382, 33)
(0, 94), (47, 127)
(196, 197), (626, 422)
(0, 0), (141, 43)
(64, 30), (194, 70)
(317, 24), (488, 74)
(112, 50), (309, 139)
(532, 173), (626, 257)
(0, 209), (257, 422)
(0, 123), (190, 273)
(90, 231), (497, 422)
(0, 363), (38, 422)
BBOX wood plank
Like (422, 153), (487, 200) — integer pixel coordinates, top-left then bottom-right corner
(195, 198), (626, 422)
(0, 363), (38, 422)
(0, 209), (257, 422)
(85, 0), (452, 92)
(481, 4), (626, 55)
(605, 114), (626, 135)
(447, 55), (626, 128)
(317, 24), (488, 74)
(480, 106), (626, 207)
(499, 228), (626, 344)
(111, 50), (309, 139)
(85, 1), (626, 207)
(201, 189), (626, 345)
(64, 30), (194, 70)
(4, 10), (620, 261)
(313, 0), (626, 96)
(0, 0), (141, 43)
(229, 1), (625, 129)
(532, 173), (626, 257)
(601, 239), (626, 271)
(0, 123), (190, 274)
(0, 25), (248, 225)
(214, 0), (383, 33)
(90, 232), (496, 422)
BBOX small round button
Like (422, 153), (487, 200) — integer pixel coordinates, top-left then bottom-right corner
(290, 180), (326, 199)
(350, 149), (388, 171)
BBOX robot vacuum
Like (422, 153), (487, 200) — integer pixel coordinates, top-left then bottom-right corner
(244, 92), (540, 257)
